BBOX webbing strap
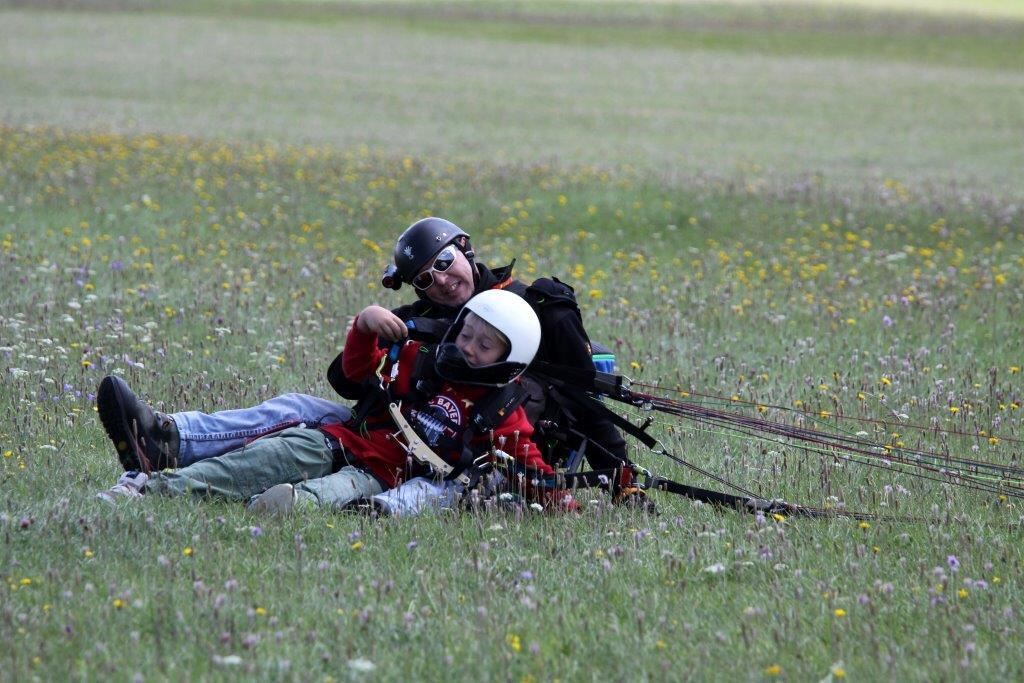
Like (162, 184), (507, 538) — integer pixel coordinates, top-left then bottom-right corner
(447, 383), (530, 480)
(544, 382), (658, 449)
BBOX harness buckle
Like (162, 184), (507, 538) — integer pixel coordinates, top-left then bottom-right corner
(374, 353), (390, 389)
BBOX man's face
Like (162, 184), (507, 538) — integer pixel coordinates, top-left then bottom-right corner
(415, 246), (475, 308)
(455, 312), (509, 367)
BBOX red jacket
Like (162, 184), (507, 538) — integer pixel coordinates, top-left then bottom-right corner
(321, 317), (553, 488)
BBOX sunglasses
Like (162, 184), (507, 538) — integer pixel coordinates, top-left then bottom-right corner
(412, 244), (459, 291)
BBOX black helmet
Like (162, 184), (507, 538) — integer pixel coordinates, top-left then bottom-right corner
(381, 217), (472, 291)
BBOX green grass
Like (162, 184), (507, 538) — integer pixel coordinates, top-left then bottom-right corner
(1, 2), (1022, 200)
(2, 125), (1023, 680)
(2, 1), (1024, 679)
(12, 0), (1024, 71)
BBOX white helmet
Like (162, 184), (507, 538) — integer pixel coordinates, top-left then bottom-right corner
(434, 289), (541, 386)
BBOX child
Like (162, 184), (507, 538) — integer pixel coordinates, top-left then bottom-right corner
(360, 289), (577, 516)
(99, 290), (569, 514)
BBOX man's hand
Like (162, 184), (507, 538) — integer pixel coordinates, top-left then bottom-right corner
(356, 305), (409, 341)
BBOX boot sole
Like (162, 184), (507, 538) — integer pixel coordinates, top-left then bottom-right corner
(97, 376), (153, 473)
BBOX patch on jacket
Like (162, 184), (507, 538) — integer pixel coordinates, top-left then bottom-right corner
(409, 395), (463, 448)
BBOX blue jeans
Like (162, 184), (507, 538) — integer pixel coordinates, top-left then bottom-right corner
(170, 393), (352, 467)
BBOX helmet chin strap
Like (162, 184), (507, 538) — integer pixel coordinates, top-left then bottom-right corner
(435, 342), (522, 387)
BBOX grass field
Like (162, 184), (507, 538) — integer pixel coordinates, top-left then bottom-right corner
(2, 1), (1024, 680)
(2, 1), (1023, 199)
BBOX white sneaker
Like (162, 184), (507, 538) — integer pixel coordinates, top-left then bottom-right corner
(247, 483), (295, 515)
(97, 470), (149, 503)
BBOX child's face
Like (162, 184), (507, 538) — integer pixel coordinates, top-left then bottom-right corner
(455, 313), (509, 367)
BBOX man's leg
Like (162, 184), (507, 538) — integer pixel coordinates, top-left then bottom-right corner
(173, 394), (351, 466)
(144, 427), (334, 501)
(580, 418), (630, 470)
(97, 375), (351, 470)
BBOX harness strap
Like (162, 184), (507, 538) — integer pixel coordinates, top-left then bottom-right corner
(468, 383), (529, 435)
(551, 467), (801, 515)
(531, 361), (628, 400)
(543, 381), (658, 449)
(449, 383), (530, 480)
(350, 343), (439, 431)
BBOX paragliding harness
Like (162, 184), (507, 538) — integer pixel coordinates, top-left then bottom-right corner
(386, 382), (535, 490)
(330, 294), (940, 522)
(340, 319), (539, 487)
(506, 277), (653, 503)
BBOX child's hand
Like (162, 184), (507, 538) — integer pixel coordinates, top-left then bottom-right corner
(356, 305), (408, 341)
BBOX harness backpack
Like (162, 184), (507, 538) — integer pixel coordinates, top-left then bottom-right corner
(508, 277), (627, 469)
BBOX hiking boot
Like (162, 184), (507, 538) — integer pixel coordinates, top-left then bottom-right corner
(97, 376), (180, 473)
(97, 470), (149, 503)
(247, 483), (296, 515)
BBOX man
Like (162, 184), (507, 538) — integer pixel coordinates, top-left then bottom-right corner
(98, 217), (639, 501)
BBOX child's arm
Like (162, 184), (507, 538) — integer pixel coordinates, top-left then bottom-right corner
(488, 409), (554, 476)
(492, 408), (579, 512)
